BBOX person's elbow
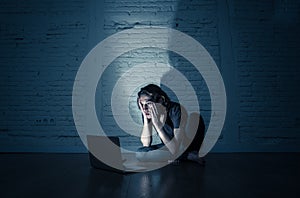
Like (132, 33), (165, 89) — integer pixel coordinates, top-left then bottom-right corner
(141, 136), (151, 147)
(167, 140), (179, 155)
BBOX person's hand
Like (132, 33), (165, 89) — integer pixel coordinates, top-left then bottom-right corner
(138, 99), (151, 124)
(138, 99), (146, 116)
(149, 102), (167, 130)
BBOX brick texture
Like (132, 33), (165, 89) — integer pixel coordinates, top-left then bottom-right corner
(0, 0), (299, 152)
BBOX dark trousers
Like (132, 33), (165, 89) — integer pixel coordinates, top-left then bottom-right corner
(185, 114), (205, 153)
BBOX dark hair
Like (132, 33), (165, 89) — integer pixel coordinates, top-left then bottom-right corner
(137, 84), (171, 109)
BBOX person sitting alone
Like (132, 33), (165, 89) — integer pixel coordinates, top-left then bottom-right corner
(136, 84), (205, 165)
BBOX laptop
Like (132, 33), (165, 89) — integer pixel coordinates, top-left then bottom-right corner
(87, 135), (147, 174)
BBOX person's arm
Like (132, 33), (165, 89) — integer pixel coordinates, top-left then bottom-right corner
(140, 116), (153, 147)
(154, 126), (178, 154)
(173, 128), (184, 148)
(149, 103), (179, 154)
(138, 101), (152, 147)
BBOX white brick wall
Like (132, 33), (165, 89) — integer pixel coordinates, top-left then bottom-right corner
(0, 0), (299, 152)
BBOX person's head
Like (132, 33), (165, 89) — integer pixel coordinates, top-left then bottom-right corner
(137, 84), (170, 118)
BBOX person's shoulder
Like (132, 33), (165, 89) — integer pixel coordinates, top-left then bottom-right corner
(169, 101), (180, 108)
(169, 101), (187, 115)
(168, 101), (181, 113)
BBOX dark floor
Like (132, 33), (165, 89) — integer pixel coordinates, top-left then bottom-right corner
(0, 153), (299, 198)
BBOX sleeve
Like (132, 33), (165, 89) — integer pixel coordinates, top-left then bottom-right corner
(170, 103), (181, 128)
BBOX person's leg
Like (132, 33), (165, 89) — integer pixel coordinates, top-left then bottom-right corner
(186, 115), (205, 152)
(136, 143), (173, 162)
(179, 115), (205, 165)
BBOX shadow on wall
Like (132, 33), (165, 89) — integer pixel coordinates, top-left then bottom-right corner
(170, 0), (300, 148)
(167, 0), (215, 137)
